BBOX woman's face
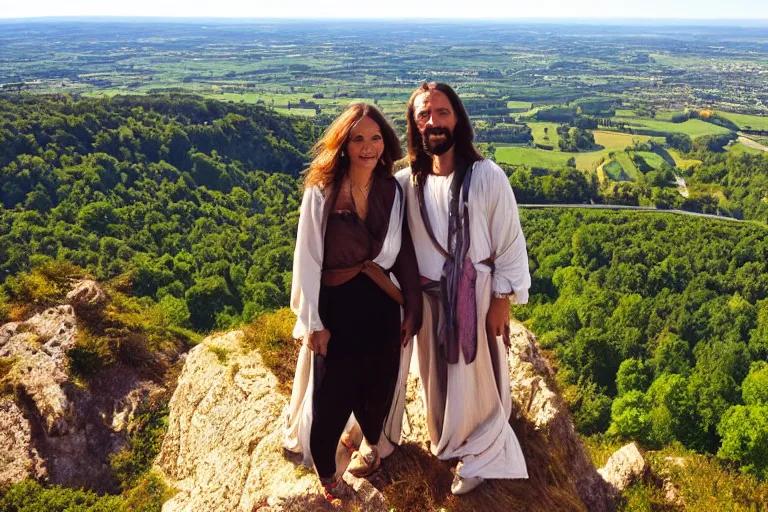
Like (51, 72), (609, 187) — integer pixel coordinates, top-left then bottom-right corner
(346, 115), (384, 171)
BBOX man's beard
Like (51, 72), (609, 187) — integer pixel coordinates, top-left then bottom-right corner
(422, 127), (455, 156)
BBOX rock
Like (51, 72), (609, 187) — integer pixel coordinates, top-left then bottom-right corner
(508, 323), (616, 512)
(66, 279), (107, 315)
(598, 442), (648, 493)
(0, 398), (46, 485)
(156, 331), (387, 512)
(660, 456), (686, 507)
(662, 477), (684, 508)
(158, 322), (616, 512)
(0, 303), (166, 492)
(0, 305), (79, 436)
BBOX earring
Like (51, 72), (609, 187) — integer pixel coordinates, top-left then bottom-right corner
(340, 150), (346, 158)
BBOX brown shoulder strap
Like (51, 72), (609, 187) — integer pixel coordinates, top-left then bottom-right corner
(415, 175), (453, 260)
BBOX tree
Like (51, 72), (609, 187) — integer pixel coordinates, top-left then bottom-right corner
(608, 390), (651, 442)
(616, 358), (651, 395)
(185, 276), (235, 330)
(651, 331), (692, 377)
(717, 405), (768, 480)
(742, 362), (768, 407)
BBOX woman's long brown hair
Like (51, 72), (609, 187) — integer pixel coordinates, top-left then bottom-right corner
(405, 82), (483, 184)
(304, 102), (402, 189)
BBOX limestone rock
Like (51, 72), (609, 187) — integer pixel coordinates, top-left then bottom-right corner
(66, 279), (107, 315)
(0, 398), (46, 485)
(158, 322), (617, 512)
(0, 303), (166, 491)
(0, 305), (78, 436)
(598, 442), (648, 493)
(508, 323), (616, 512)
(156, 331), (387, 512)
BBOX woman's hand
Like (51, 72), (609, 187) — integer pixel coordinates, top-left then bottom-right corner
(400, 313), (420, 347)
(486, 296), (511, 347)
(306, 328), (331, 356)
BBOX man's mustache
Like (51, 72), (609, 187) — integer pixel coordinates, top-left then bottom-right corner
(424, 127), (451, 139)
(422, 126), (454, 155)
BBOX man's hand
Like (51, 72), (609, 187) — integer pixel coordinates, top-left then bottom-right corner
(400, 313), (420, 347)
(486, 296), (511, 347)
(306, 328), (331, 356)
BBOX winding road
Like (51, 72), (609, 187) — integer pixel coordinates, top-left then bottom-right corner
(518, 203), (743, 222)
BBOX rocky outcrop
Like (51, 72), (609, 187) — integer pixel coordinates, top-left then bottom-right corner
(598, 442), (649, 493)
(155, 331), (387, 512)
(0, 305), (79, 436)
(508, 323), (616, 512)
(0, 398), (45, 484)
(66, 279), (108, 317)
(0, 283), (166, 491)
(156, 322), (620, 511)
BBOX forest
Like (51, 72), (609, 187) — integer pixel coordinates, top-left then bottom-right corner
(0, 94), (312, 331)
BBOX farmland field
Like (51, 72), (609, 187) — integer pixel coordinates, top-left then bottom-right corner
(529, 122), (561, 147)
(592, 131), (657, 149)
(613, 117), (729, 138)
(717, 111), (768, 131)
(668, 149), (703, 171)
(611, 117), (732, 137)
(635, 151), (667, 169)
(507, 100), (532, 111)
(614, 152), (641, 180)
(495, 146), (575, 168)
(727, 142), (766, 156)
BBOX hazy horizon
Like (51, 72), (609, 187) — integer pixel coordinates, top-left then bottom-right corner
(2, 16), (767, 26)
(2, 0), (768, 23)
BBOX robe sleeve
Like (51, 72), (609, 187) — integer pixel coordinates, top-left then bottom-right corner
(479, 161), (531, 305)
(290, 186), (325, 338)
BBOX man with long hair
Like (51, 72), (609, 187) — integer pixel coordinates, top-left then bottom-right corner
(395, 82), (530, 494)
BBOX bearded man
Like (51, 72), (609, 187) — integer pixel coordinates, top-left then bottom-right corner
(394, 82), (531, 495)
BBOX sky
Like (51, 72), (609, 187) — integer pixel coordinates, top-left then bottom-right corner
(1, 0), (767, 20)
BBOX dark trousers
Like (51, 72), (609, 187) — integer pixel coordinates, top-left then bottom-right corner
(310, 273), (401, 479)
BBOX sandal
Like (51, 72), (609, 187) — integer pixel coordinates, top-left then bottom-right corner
(320, 475), (349, 503)
(347, 446), (380, 478)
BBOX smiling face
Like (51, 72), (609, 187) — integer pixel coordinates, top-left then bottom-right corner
(413, 90), (458, 156)
(346, 115), (385, 171)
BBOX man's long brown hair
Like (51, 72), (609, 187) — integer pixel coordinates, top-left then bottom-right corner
(304, 102), (402, 189)
(406, 82), (483, 183)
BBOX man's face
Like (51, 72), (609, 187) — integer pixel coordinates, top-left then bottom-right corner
(413, 90), (457, 156)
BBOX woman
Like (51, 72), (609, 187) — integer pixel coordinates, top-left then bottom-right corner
(283, 103), (422, 502)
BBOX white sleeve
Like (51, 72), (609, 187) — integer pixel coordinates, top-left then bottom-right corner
(372, 183), (403, 269)
(290, 186), (325, 338)
(480, 162), (531, 304)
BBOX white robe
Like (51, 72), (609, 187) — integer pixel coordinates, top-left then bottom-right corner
(283, 184), (412, 468)
(394, 159), (531, 480)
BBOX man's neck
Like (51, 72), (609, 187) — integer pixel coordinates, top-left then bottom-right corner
(431, 147), (456, 177)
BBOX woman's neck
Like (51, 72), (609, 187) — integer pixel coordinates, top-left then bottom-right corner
(347, 165), (374, 187)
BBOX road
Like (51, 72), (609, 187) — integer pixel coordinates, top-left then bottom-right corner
(518, 203), (743, 222)
(738, 136), (768, 152)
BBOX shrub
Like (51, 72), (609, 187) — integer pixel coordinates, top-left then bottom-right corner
(241, 307), (299, 394)
(0, 480), (125, 511)
(67, 331), (115, 377)
(109, 399), (169, 490)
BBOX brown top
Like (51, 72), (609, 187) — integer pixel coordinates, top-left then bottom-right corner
(320, 173), (422, 321)
(323, 173), (396, 270)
